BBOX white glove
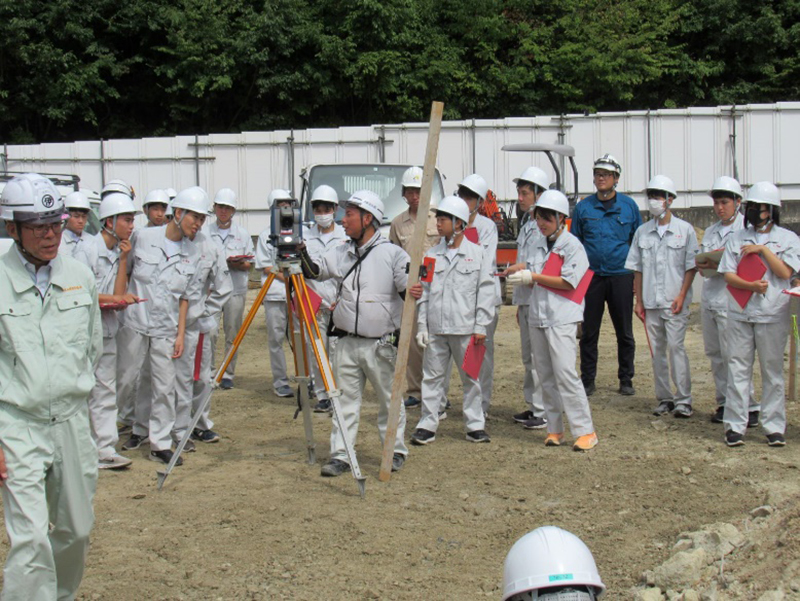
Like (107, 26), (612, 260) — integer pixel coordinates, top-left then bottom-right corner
(416, 331), (429, 349)
(507, 270), (534, 286)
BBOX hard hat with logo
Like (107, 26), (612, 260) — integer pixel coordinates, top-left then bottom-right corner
(1, 173), (66, 224)
(214, 188), (237, 209)
(65, 190), (92, 211)
(434, 195), (470, 225)
(458, 173), (489, 201)
(534, 190), (570, 217)
(172, 186), (210, 214)
(502, 526), (605, 601)
(99, 192), (139, 220)
(745, 181), (780, 207)
(311, 185), (339, 205)
(710, 176), (743, 199)
(401, 166), (423, 190)
(646, 175), (678, 199)
(267, 189), (294, 209)
(143, 189), (170, 208)
(340, 190), (384, 222)
(102, 179), (135, 199)
(514, 166), (550, 192)
(593, 154), (621, 175)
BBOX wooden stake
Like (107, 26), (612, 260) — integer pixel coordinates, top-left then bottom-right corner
(790, 298), (797, 402)
(378, 101), (444, 481)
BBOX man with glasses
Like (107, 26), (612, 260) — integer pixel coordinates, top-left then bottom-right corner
(0, 173), (102, 600)
(571, 154), (642, 397)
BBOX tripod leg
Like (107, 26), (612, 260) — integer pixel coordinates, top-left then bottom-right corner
(287, 276), (316, 465)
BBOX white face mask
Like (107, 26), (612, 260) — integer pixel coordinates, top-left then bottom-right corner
(315, 214), (334, 229)
(648, 198), (667, 219)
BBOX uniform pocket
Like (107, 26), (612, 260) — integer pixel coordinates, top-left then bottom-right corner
(56, 293), (94, 344)
(0, 302), (35, 352)
(133, 250), (160, 285)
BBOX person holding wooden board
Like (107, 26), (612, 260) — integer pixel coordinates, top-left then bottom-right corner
(718, 181), (800, 447)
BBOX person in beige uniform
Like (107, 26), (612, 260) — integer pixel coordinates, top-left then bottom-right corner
(389, 166), (440, 408)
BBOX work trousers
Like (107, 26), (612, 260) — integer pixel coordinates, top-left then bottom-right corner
(580, 272), (636, 384)
(116, 326), (177, 452)
(89, 336), (120, 459)
(531, 324), (595, 437)
(329, 336), (408, 462)
(0, 404), (97, 601)
(404, 311), (424, 400)
(417, 334), (485, 433)
(174, 327), (214, 442)
(724, 319), (789, 436)
(480, 309), (499, 413)
(213, 293), (246, 380)
(307, 309), (332, 400)
(645, 308), (692, 407)
(518, 305), (545, 416)
(263, 300), (290, 391)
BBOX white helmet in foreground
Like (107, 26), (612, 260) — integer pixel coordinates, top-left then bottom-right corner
(311, 185), (338, 205)
(710, 176), (742, 199)
(0, 173), (66, 223)
(172, 186), (210, 215)
(745, 181), (780, 207)
(99, 192), (139, 221)
(65, 190), (92, 211)
(502, 526), (605, 601)
(458, 173), (489, 201)
(401, 166), (423, 190)
(435, 195), (470, 225)
(102, 179), (134, 200)
(534, 190), (570, 217)
(645, 175), (678, 200)
(214, 188), (237, 209)
(267, 188), (294, 209)
(514, 167), (550, 192)
(340, 190), (384, 222)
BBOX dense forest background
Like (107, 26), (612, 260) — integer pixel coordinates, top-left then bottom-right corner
(1, 0), (798, 143)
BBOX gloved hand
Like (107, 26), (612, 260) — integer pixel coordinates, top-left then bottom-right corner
(507, 270), (534, 286)
(416, 331), (429, 349)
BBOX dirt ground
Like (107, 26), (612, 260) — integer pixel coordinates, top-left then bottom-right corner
(8, 290), (800, 600)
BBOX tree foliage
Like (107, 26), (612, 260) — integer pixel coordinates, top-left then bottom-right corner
(0, 0), (797, 143)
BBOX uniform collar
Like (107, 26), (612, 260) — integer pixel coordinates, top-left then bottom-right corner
(588, 193), (621, 214)
(7, 245), (74, 293)
(347, 231), (383, 255)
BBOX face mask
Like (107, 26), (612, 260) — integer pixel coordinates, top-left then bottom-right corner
(648, 198), (667, 219)
(315, 214), (334, 229)
(746, 206), (767, 228)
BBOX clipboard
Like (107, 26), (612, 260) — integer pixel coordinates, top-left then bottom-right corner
(726, 253), (767, 309)
(464, 227), (479, 244)
(695, 249), (724, 277)
(783, 286), (800, 298)
(462, 335), (486, 380)
(228, 254), (254, 261)
(539, 253), (594, 304)
(99, 298), (147, 310)
(420, 257), (435, 283)
(291, 287), (323, 317)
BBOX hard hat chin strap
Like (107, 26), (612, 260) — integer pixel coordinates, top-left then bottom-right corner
(103, 216), (121, 245)
(446, 216), (465, 247)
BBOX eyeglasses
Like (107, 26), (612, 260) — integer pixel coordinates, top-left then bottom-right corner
(68, 210), (89, 220)
(22, 221), (66, 238)
(593, 171), (615, 179)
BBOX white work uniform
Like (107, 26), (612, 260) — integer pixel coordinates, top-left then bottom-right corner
(207, 221), (254, 380)
(527, 231), (596, 437)
(0, 248), (102, 601)
(512, 214), (546, 418)
(718, 225), (800, 436)
(116, 226), (205, 452)
(416, 238), (495, 434)
(254, 230), (293, 392)
(625, 216), (699, 408)
(173, 231), (232, 441)
(699, 213), (758, 411)
(59, 228), (98, 266)
(304, 223), (347, 399)
(313, 232), (409, 463)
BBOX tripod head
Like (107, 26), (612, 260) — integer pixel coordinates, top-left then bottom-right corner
(270, 199), (303, 261)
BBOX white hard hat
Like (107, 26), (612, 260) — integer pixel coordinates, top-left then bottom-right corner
(401, 166), (423, 189)
(458, 173), (489, 200)
(101, 179), (134, 199)
(535, 190), (570, 217)
(434, 195), (470, 224)
(165, 187), (177, 200)
(646, 175), (678, 199)
(745, 181), (780, 207)
(65, 190), (91, 211)
(0, 173), (66, 224)
(267, 188), (294, 209)
(311, 185), (339, 205)
(502, 527), (605, 601)
(214, 188), (237, 209)
(99, 192), (139, 220)
(172, 186), (210, 214)
(593, 154), (621, 175)
(514, 166), (550, 191)
(710, 176), (743, 199)
(143, 189), (170, 207)
(340, 190), (384, 222)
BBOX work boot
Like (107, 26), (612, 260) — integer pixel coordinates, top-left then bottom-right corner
(673, 404), (693, 418)
(121, 433), (148, 451)
(710, 406), (724, 423)
(391, 453), (406, 472)
(583, 381), (596, 397)
(220, 378), (234, 390)
(652, 401), (674, 416)
(748, 411), (760, 428)
(320, 459), (351, 477)
(618, 381), (635, 396)
(150, 449), (183, 466)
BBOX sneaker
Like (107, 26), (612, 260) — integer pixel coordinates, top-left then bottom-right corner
(98, 453), (132, 470)
(391, 453), (406, 472)
(583, 381), (596, 396)
(711, 406), (725, 423)
(181, 439), (196, 453)
(320, 459), (350, 477)
(523, 415), (548, 430)
(513, 410), (534, 424)
(573, 432), (599, 451)
(653, 401), (675, 416)
(404, 396), (421, 408)
(117, 423), (132, 436)
(150, 449), (183, 466)
(466, 430), (491, 443)
(121, 433), (148, 451)
(545, 432), (564, 446)
(748, 411), (760, 428)
(766, 433), (786, 447)
(725, 430), (745, 447)
(618, 381), (635, 396)
(410, 428), (436, 445)
(313, 399), (332, 413)
(438, 409), (448, 421)
(192, 428), (220, 443)
(673, 405), (694, 418)
(220, 378), (234, 390)
(275, 385), (294, 398)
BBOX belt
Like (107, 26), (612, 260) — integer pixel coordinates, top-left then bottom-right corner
(330, 327), (378, 340)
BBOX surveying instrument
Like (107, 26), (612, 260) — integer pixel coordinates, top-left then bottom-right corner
(158, 199), (367, 497)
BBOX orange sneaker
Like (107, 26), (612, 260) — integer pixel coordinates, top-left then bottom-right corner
(544, 432), (564, 447)
(573, 432), (598, 451)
